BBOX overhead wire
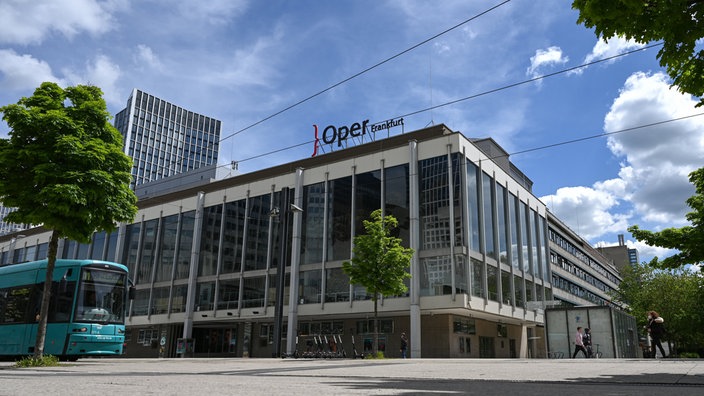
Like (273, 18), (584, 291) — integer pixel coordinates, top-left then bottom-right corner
(217, 0), (513, 145)
(234, 42), (665, 165)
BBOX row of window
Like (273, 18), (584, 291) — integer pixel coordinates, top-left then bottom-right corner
(548, 229), (619, 284)
(551, 274), (610, 306)
(551, 252), (617, 295)
(132, 90), (221, 135)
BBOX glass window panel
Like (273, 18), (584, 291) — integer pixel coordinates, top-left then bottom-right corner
(175, 211), (195, 279)
(509, 193), (519, 270)
(300, 270), (322, 304)
(385, 164), (410, 247)
(137, 219), (159, 284)
(501, 270), (512, 306)
(106, 231), (118, 262)
(152, 287), (169, 314)
(482, 172), (495, 257)
(267, 273), (290, 307)
(419, 156), (451, 250)
(471, 257), (484, 298)
(487, 264), (498, 301)
(530, 209), (539, 277)
(24, 245), (36, 262)
(90, 231), (106, 260)
(525, 279), (534, 304)
(122, 224), (141, 275)
(355, 170), (382, 238)
(301, 182), (326, 265)
(195, 281), (215, 311)
(329, 177), (352, 261)
(132, 289), (149, 316)
(36, 243), (48, 260)
(539, 216), (549, 281)
(76, 243), (89, 259)
(199, 205), (222, 276)
(325, 267), (350, 302)
(519, 202), (529, 273)
(156, 214), (178, 282)
(496, 184), (508, 265)
(62, 240), (77, 260)
(242, 277), (265, 308)
(455, 255), (468, 294)
(467, 161), (480, 252)
(420, 256), (452, 296)
(222, 200), (246, 273)
(514, 275), (524, 307)
(218, 278), (240, 310)
(244, 194), (272, 271)
(171, 284), (188, 313)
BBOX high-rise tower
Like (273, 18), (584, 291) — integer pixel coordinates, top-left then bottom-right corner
(114, 89), (221, 188)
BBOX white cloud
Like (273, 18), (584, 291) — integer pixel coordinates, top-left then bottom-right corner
(0, 0), (118, 45)
(134, 44), (164, 71)
(543, 71), (703, 261)
(63, 55), (123, 106)
(571, 36), (645, 75)
(527, 46), (568, 79)
(0, 49), (63, 90)
(175, 0), (249, 25)
(542, 185), (629, 240)
(605, 72), (702, 225)
(208, 28), (285, 88)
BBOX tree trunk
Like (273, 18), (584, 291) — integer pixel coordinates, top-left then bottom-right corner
(373, 295), (379, 355)
(34, 231), (59, 359)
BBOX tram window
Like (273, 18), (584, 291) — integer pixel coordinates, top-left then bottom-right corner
(0, 286), (32, 324)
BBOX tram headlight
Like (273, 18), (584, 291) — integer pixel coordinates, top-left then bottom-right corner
(73, 327), (88, 333)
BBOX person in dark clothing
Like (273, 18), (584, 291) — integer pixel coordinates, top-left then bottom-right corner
(646, 310), (667, 358)
(583, 328), (593, 358)
(400, 332), (408, 359)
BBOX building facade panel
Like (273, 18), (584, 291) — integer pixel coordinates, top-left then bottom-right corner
(0, 124), (625, 359)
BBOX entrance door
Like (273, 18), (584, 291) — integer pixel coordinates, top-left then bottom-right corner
(479, 336), (495, 358)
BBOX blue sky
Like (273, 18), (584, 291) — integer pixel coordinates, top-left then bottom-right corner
(1, 0), (702, 263)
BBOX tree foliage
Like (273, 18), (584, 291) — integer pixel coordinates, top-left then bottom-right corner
(572, 0), (704, 106)
(628, 168), (704, 269)
(612, 262), (704, 354)
(342, 209), (414, 354)
(0, 82), (138, 358)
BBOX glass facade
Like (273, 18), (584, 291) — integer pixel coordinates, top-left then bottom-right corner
(2, 135), (558, 347)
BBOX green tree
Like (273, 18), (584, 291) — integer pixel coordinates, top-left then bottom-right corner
(0, 82), (138, 359)
(572, 0), (704, 106)
(628, 168), (704, 269)
(612, 263), (704, 355)
(342, 209), (414, 355)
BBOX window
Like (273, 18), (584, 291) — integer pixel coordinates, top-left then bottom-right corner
(453, 317), (476, 334)
(356, 319), (394, 334)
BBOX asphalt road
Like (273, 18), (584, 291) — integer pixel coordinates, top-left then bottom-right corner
(1, 357), (703, 395)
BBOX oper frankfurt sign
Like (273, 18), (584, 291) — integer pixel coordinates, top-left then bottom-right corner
(311, 117), (404, 157)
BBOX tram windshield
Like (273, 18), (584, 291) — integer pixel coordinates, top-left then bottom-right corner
(74, 268), (127, 324)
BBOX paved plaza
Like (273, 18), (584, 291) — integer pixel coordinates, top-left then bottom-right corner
(1, 357), (704, 395)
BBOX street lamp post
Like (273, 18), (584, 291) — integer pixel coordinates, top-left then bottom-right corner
(272, 188), (290, 358)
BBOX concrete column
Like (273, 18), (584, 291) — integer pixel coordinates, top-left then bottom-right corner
(408, 140), (421, 358)
(182, 191), (205, 343)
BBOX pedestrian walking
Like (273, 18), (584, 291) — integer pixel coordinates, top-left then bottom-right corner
(572, 327), (588, 358)
(646, 311), (667, 358)
(583, 328), (593, 358)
